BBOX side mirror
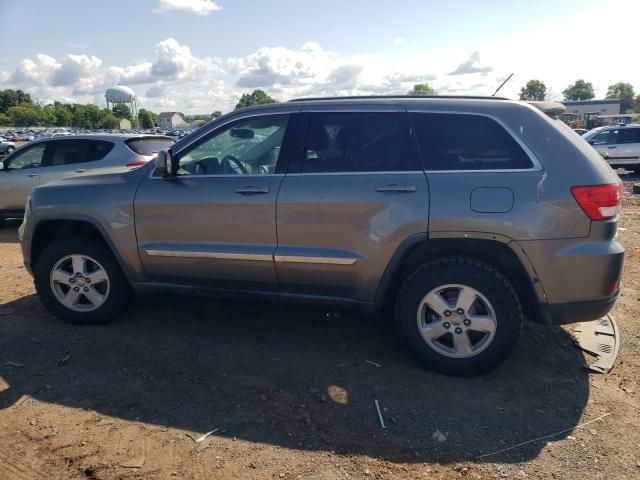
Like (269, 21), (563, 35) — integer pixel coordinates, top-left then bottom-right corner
(155, 149), (177, 178)
(587, 140), (595, 145)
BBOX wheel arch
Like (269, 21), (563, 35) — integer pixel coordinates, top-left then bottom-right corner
(375, 233), (548, 324)
(30, 216), (135, 286)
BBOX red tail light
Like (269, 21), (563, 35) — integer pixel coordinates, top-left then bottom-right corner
(571, 183), (622, 220)
(126, 160), (148, 168)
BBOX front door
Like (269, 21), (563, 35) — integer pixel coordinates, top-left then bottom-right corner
(134, 113), (293, 289)
(275, 108), (429, 301)
(0, 142), (48, 212)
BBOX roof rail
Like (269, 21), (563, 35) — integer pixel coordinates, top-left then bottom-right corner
(288, 95), (509, 102)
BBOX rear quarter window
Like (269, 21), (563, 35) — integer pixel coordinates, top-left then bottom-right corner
(126, 138), (175, 155)
(89, 140), (115, 161)
(411, 113), (534, 171)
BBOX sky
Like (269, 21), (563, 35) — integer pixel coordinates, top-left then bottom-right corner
(0, 0), (639, 114)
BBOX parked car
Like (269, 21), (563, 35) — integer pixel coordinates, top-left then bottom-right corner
(0, 140), (16, 155)
(583, 124), (640, 172)
(19, 97), (624, 375)
(0, 135), (174, 221)
(573, 128), (589, 136)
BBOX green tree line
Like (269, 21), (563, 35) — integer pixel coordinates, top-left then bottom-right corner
(519, 79), (640, 112)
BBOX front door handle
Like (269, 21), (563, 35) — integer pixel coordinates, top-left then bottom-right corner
(234, 186), (270, 195)
(375, 184), (417, 193)
(607, 146), (618, 149)
(27, 173), (39, 178)
(74, 168), (87, 173)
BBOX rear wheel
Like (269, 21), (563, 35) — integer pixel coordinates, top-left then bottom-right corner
(34, 238), (132, 324)
(395, 257), (522, 375)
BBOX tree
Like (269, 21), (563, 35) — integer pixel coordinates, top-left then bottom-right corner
(234, 90), (276, 110)
(562, 80), (595, 101)
(138, 108), (157, 129)
(519, 80), (547, 101)
(0, 113), (10, 126)
(41, 105), (57, 126)
(211, 110), (222, 119)
(606, 82), (636, 113)
(0, 89), (33, 114)
(111, 103), (133, 120)
(407, 83), (436, 96)
(8, 104), (42, 126)
(98, 112), (120, 129)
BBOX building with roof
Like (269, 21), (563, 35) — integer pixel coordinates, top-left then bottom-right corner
(157, 112), (187, 129)
(562, 99), (621, 118)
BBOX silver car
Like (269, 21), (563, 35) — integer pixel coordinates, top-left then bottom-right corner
(0, 134), (174, 221)
(583, 124), (640, 171)
(0, 139), (16, 155)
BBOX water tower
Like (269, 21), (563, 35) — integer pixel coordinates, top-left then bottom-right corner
(105, 84), (137, 122)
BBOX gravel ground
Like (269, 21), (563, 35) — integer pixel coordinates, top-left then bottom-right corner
(0, 171), (639, 480)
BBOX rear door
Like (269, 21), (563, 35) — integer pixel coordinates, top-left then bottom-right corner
(275, 107), (429, 301)
(616, 127), (640, 166)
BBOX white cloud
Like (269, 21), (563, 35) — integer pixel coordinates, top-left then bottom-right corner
(154, 0), (221, 15)
(448, 51), (493, 76)
(392, 37), (406, 45)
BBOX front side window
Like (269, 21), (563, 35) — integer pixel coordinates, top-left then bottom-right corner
(411, 113), (534, 170)
(302, 112), (417, 173)
(1, 143), (46, 170)
(177, 115), (288, 175)
(590, 130), (617, 146)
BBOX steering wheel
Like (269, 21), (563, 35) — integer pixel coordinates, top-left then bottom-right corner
(220, 155), (247, 174)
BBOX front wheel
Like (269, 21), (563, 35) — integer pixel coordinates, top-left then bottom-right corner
(395, 257), (522, 375)
(34, 238), (132, 324)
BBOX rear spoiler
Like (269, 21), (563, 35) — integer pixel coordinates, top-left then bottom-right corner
(528, 101), (566, 117)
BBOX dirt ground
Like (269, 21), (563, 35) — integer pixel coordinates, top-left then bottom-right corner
(1, 172), (639, 480)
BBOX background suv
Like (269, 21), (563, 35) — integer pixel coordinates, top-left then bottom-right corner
(19, 97), (624, 375)
(0, 134), (174, 221)
(583, 123), (640, 171)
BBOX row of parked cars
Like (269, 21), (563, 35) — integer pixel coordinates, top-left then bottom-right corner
(5, 97), (626, 376)
(0, 127), (195, 157)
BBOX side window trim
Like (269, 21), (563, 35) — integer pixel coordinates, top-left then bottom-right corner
(408, 110), (543, 173)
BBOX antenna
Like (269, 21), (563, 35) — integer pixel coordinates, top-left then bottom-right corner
(492, 73), (514, 96)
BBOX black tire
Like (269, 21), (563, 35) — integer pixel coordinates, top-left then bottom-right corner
(395, 256), (522, 375)
(34, 237), (132, 324)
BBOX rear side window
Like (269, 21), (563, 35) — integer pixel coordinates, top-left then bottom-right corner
(302, 112), (419, 173)
(618, 128), (640, 144)
(89, 140), (114, 161)
(126, 138), (174, 155)
(411, 113), (534, 171)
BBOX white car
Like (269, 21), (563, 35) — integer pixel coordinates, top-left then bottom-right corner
(583, 124), (640, 172)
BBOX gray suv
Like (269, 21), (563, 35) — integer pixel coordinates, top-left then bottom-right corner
(19, 97), (625, 375)
(0, 135), (174, 221)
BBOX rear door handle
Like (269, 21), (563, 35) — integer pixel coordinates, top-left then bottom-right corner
(27, 173), (39, 178)
(375, 184), (417, 193)
(74, 168), (87, 173)
(234, 186), (270, 195)
(607, 146), (617, 149)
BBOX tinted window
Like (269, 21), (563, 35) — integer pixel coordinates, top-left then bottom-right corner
(45, 140), (91, 166)
(411, 113), (534, 170)
(89, 140), (115, 161)
(302, 112), (417, 173)
(126, 138), (174, 155)
(618, 128), (640, 144)
(2, 143), (46, 170)
(177, 115), (288, 175)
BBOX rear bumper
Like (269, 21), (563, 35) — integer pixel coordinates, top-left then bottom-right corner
(542, 294), (618, 325)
